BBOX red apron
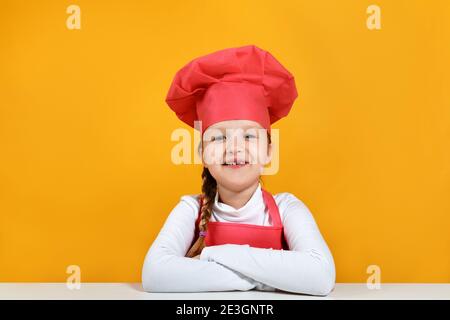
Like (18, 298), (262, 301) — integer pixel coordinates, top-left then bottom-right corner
(193, 189), (289, 250)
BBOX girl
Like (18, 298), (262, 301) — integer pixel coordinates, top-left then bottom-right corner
(142, 45), (336, 295)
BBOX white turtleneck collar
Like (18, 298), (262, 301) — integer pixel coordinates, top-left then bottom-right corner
(211, 182), (270, 225)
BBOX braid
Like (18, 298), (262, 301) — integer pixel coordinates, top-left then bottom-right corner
(185, 167), (217, 258)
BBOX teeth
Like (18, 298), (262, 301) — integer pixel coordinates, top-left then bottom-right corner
(223, 162), (247, 165)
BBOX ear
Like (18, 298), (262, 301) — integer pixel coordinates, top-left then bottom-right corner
(265, 143), (273, 165)
(202, 155), (208, 168)
(198, 141), (207, 168)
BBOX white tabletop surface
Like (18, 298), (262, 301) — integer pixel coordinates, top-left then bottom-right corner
(0, 283), (449, 300)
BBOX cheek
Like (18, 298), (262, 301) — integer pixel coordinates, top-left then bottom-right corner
(203, 143), (225, 165)
(247, 142), (268, 164)
(205, 164), (221, 178)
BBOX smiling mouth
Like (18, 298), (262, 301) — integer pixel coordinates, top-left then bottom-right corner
(222, 161), (250, 169)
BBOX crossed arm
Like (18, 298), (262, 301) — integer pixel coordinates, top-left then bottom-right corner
(141, 193), (335, 295)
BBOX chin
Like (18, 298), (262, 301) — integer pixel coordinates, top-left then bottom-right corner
(218, 176), (260, 192)
(208, 165), (260, 188)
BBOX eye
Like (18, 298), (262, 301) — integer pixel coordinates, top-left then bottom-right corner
(211, 135), (226, 142)
(244, 134), (256, 140)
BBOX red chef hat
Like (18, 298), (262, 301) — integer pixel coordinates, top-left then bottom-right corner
(165, 45), (298, 135)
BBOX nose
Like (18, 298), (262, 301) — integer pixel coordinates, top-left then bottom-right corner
(225, 136), (245, 162)
(225, 135), (244, 152)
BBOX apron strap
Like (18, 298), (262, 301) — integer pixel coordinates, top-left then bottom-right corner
(261, 189), (282, 227)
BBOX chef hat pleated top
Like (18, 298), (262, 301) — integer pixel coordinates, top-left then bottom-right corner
(165, 45), (298, 135)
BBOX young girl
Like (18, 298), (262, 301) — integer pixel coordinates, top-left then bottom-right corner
(142, 45), (336, 295)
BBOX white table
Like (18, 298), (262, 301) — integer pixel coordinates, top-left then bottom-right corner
(0, 283), (449, 300)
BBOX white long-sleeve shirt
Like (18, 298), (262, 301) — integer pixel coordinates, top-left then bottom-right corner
(141, 183), (336, 296)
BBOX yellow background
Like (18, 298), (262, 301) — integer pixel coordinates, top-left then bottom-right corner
(1, 0), (449, 282)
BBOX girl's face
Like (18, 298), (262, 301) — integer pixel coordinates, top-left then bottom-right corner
(201, 120), (272, 191)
